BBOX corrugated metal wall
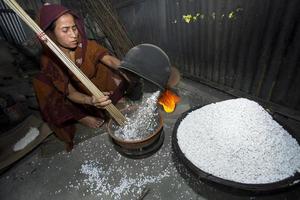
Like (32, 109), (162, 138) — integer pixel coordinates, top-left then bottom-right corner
(0, 0), (61, 44)
(0, 0), (299, 116)
(0, 0), (27, 44)
(115, 0), (300, 115)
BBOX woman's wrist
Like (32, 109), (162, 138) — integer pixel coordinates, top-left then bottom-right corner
(83, 96), (92, 105)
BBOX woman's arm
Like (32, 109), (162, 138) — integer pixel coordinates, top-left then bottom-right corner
(100, 54), (143, 100)
(101, 55), (121, 70)
(67, 83), (111, 108)
(101, 54), (133, 83)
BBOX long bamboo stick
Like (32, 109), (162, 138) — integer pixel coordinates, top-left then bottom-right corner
(3, 0), (126, 125)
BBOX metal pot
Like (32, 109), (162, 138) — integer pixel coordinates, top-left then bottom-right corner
(119, 44), (171, 90)
(107, 105), (163, 150)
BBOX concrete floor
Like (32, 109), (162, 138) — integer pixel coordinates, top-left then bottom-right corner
(0, 79), (300, 200)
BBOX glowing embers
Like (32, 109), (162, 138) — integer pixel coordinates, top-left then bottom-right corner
(158, 89), (180, 113)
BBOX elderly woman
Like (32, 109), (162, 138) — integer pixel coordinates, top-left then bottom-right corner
(33, 4), (137, 151)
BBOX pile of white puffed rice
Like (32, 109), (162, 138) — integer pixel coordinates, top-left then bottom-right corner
(177, 98), (300, 184)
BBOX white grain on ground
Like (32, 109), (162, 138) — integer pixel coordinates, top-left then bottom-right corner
(13, 127), (39, 151)
(177, 98), (300, 184)
(80, 160), (170, 199)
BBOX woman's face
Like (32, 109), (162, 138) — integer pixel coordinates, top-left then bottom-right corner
(53, 13), (79, 50)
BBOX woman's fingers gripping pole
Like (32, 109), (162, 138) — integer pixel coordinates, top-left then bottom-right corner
(91, 92), (112, 108)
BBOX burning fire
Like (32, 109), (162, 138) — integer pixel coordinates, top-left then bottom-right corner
(158, 89), (180, 113)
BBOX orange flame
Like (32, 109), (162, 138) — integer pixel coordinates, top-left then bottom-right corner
(158, 89), (180, 113)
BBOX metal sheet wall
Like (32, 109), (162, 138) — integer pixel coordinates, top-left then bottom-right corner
(115, 0), (300, 113)
(0, 0), (27, 44)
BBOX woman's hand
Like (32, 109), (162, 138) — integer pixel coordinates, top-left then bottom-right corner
(68, 83), (112, 108)
(89, 92), (112, 109)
